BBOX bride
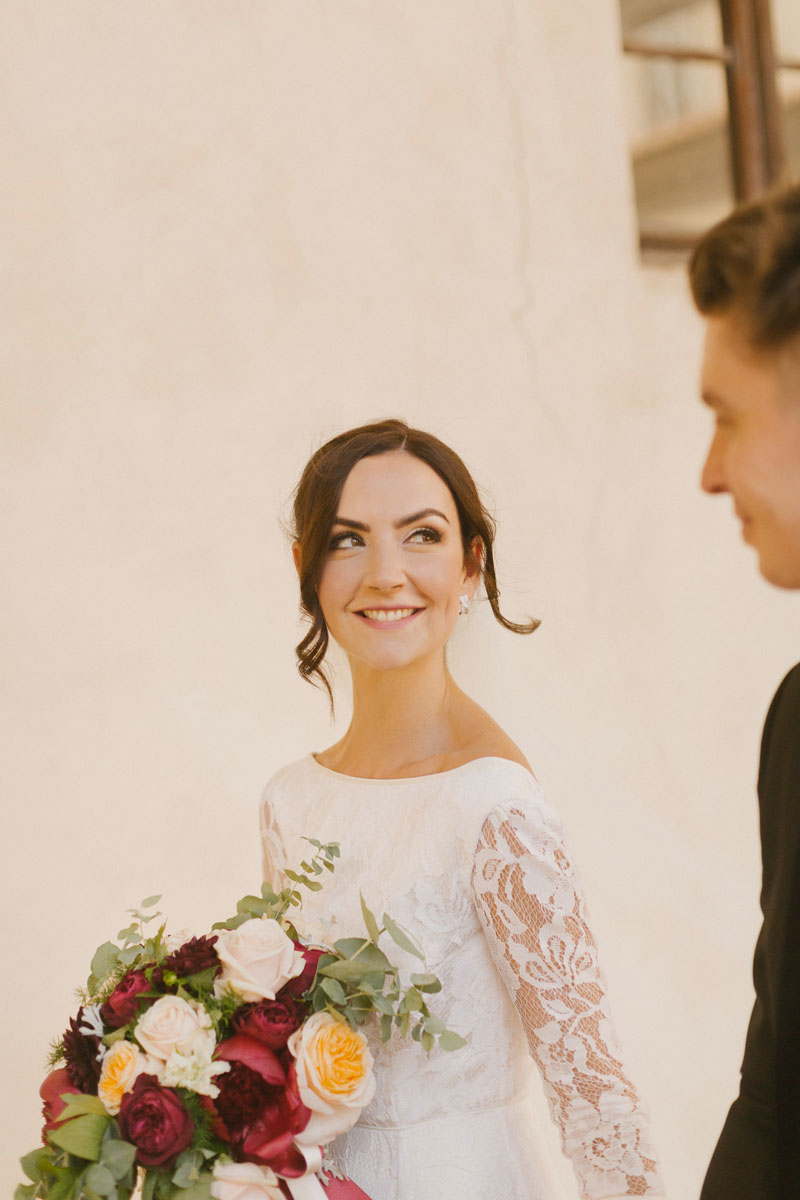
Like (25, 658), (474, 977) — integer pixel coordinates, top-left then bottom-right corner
(261, 419), (663, 1199)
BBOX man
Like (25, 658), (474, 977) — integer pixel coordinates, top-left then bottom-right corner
(691, 186), (800, 1198)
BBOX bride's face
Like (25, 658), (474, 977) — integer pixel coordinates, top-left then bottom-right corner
(315, 450), (478, 674)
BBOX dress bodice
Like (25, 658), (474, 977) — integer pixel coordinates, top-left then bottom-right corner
(260, 754), (662, 1200)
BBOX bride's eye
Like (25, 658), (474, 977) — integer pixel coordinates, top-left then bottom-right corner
(329, 531), (364, 550)
(406, 527), (442, 544)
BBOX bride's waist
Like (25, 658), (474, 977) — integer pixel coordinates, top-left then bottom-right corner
(355, 1088), (532, 1132)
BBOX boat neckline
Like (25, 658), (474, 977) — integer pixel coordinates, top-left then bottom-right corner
(306, 752), (538, 785)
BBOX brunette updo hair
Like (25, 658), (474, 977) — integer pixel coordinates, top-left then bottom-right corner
(291, 419), (539, 700)
(689, 183), (800, 349)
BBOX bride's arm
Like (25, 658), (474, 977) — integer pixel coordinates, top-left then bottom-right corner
(472, 800), (664, 1199)
(259, 789), (289, 890)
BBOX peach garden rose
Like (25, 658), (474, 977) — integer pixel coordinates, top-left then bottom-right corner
(97, 1040), (148, 1115)
(288, 1011), (376, 1145)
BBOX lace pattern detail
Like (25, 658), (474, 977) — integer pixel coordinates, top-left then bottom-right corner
(260, 756), (663, 1199)
(472, 805), (661, 1198)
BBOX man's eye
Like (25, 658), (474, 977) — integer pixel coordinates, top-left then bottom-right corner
(406, 527), (441, 544)
(330, 532), (363, 550)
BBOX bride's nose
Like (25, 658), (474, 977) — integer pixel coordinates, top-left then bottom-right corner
(363, 539), (406, 591)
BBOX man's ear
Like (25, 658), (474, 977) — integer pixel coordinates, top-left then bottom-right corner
(292, 542), (302, 578)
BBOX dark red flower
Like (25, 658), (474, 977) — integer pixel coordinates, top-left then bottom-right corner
(232, 996), (303, 1051)
(100, 970), (152, 1029)
(282, 945), (324, 998)
(239, 1060), (310, 1173)
(39, 1068), (80, 1140)
(163, 934), (220, 979)
(62, 1008), (101, 1093)
(210, 1035), (310, 1172)
(117, 1075), (193, 1167)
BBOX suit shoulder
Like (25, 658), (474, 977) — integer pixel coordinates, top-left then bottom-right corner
(760, 663), (800, 782)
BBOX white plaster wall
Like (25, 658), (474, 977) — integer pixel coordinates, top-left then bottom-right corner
(3, 3), (798, 1196)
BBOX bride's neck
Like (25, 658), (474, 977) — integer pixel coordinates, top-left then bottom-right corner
(329, 654), (462, 778)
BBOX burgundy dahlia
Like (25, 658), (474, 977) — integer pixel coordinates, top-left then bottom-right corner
(62, 1008), (101, 1093)
(211, 1039), (310, 1173)
(214, 1060), (280, 1135)
(163, 934), (220, 979)
(101, 969), (152, 1029)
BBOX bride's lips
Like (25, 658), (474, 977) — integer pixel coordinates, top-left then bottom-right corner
(354, 607), (424, 629)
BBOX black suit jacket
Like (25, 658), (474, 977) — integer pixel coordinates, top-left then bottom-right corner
(701, 663), (800, 1199)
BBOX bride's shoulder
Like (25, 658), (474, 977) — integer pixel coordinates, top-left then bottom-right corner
(261, 753), (314, 797)
(451, 695), (534, 777)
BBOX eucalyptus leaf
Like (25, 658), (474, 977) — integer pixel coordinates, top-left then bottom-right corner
(380, 1013), (393, 1042)
(398, 987), (423, 1014)
(421, 1030), (435, 1053)
(319, 959), (372, 984)
(20, 1147), (53, 1183)
(90, 942), (121, 984)
(48, 1113), (110, 1161)
(141, 895), (162, 908)
(366, 991), (393, 1015)
(176, 1178), (213, 1200)
(14, 1185), (36, 1200)
(331, 940), (391, 971)
(100, 1142), (137, 1180)
(422, 1014), (446, 1035)
(320, 977), (346, 1004)
(118, 945), (143, 967)
(410, 972), (442, 993)
(85, 1164), (117, 1196)
(172, 1150), (206, 1188)
(382, 914), (424, 960)
(439, 1030), (468, 1051)
(359, 894), (381, 943)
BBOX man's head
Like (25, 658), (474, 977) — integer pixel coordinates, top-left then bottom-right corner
(690, 186), (800, 588)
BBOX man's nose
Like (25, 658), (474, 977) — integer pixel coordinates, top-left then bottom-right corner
(700, 434), (728, 495)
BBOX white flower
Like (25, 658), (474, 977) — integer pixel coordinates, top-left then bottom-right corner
(134, 995), (215, 1061)
(213, 918), (305, 1003)
(79, 1004), (108, 1063)
(163, 928), (193, 953)
(210, 1162), (284, 1200)
(160, 1047), (230, 1098)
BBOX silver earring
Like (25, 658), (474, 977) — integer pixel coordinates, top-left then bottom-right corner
(459, 593), (470, 616)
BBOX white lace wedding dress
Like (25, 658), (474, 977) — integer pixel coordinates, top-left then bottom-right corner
(260, 754), (663, 1200)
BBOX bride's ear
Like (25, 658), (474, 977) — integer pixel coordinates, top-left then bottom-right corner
(292, 542), (302, 578)
(462, 536), (483, 598)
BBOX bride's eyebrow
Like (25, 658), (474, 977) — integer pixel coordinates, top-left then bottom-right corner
(332, 508), (449, 532)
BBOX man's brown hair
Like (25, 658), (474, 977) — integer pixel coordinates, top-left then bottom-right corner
(689, 184), (800, 349)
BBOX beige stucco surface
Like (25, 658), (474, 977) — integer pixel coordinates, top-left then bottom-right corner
(3, 3), (799, 1195)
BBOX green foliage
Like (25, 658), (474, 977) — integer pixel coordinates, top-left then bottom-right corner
(47, 1113), (110, 1161)
(99, 1141), (137, 1182)
(212, 841), (340, 931)
(308, 901), (464, 1055)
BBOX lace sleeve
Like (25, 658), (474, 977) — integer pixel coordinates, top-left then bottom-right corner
(472, 803), (663, 1199)
(259, 792), (288, 890)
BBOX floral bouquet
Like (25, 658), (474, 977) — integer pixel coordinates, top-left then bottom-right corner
(18, 840), (464, 1200)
